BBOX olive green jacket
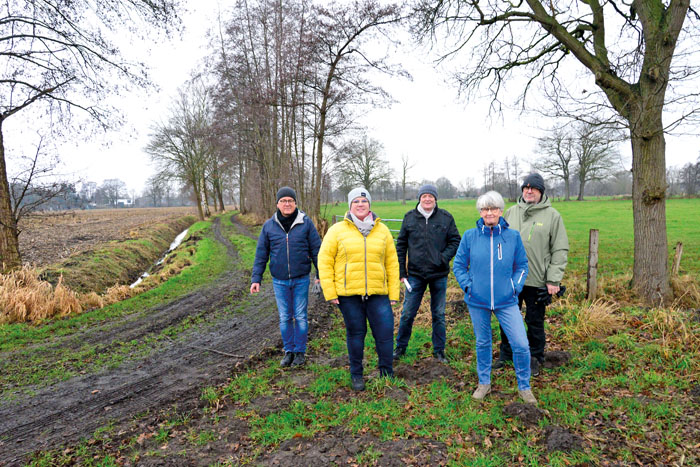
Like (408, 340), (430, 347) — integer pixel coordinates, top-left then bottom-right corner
(504, 195), (569, 287)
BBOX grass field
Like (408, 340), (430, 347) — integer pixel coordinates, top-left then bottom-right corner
(25, 211), (698, 466)
(325, 198), (700, 301)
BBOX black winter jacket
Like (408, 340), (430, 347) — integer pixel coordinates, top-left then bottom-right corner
(396, 205), (461, 281)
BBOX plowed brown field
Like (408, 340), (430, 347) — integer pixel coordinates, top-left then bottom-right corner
(18, 207), (200, 267)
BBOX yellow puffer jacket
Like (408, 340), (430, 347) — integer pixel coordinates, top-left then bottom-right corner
(318, 213), (400, 301)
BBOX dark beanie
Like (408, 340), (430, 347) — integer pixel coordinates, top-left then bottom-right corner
(521, 173), (545, 194)
(418, 184), (438, 200)
(276, 186), (297, 202)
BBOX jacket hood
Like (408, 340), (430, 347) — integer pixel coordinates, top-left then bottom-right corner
(476, 216), (509, 236)
(517, 194), (552, 219)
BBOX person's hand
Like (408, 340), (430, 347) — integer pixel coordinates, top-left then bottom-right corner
(314, 278), (320, 284)
(390, 300), (397, 305)
(330, 299), (339, 305)
(250, 283), (260, 294)
(546, 283), (560, 295)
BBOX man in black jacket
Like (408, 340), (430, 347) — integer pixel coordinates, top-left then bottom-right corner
(394, 184), (461, 363)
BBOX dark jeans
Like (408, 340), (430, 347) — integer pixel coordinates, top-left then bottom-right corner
(395, 275), (447, 352)
(338, 295), (395, 378)
(499, 286), (547, 362)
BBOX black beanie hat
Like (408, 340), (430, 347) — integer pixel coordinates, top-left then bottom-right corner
(521, 173), (546, 194)
(276, 186), (297, 202)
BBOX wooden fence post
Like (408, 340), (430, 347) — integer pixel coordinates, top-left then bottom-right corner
(586, 229), (599, 301)
(671, 242), (683, 276)
(332, 215), (338, 224)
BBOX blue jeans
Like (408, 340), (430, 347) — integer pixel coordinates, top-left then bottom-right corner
(469, 303), (531, 390)
(396, 276), (447, 352)
(272, 276), (310, 353)
(338, 295), (394, 378)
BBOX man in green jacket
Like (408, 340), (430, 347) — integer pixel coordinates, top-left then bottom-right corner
(495, 173), (569, 376)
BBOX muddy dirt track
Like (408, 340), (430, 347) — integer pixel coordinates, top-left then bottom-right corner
(0, 215), (326, 465)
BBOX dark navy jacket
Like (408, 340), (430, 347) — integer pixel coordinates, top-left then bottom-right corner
(251, 210), (321, 283)
(453, 217), (528, 310)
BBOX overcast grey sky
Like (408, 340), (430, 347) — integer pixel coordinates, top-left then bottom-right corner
(6, 1), (698, 194)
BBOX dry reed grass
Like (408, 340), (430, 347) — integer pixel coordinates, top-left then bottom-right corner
(0, 266), (83, 324)
(561, 299), (624, 343)
(670, 274), (700, 309)
(391, 286), (466, 330)
(0, 267), (143, 324)
(641, 307), (700, 355)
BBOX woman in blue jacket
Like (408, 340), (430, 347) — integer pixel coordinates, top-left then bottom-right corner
(453, 191), (537, 405)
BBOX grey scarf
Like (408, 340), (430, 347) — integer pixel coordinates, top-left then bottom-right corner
(350, 212), (375, 237)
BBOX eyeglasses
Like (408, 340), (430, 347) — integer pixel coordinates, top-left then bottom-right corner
(523, 186), (538, 192)
(480, 207), (501, 213)
(351, 199), (369, 205)
(278, 198), (296, 205)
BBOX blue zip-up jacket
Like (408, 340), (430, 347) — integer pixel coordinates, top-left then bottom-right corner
(251, 210), (321, 284)
(453, 217), (528, 310)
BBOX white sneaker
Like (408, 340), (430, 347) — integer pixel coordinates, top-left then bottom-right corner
(472, 384), (491, 400)
(519, 389), (538, 405)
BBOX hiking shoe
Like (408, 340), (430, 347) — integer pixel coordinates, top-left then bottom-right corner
(492, 358), (510, 370)
(519, 389), (538, 405)
(351, 375), (365, 392)
(393, 347), (406, 360)
(433, 350), (448, 364)
(472, 384), (491, 401)
(280, 351), (294, 367)
(530, 358), (540, 377)
(291, 352), (305, 367)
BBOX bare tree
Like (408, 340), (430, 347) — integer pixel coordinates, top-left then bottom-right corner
(0, 0), (178, 271)
(147, 80), (213, 221)
(8, 137), (74, 235)
(399, 154), (414, 204)
(336, 134), (393, 191)
(574, 124), (623, 200)
(533, 126), (575, 201)
(307, 0), (403, 220)
(99, 179), (127, 207)
(414, 0), (696, 305)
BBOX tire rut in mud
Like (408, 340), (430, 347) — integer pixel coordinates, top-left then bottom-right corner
(0, 215), (281, 465)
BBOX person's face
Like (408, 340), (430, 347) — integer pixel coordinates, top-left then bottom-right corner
(522, 186), (542, 204)
(350, 197), (370, 219)
(480, 206), (503, 226)
(277, 197), (296, 216)
(419, 194), (436, 211)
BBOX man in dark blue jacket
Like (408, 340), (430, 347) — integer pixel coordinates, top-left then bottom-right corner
(251, 187), (321, 368)
(394, 184), (461, 363)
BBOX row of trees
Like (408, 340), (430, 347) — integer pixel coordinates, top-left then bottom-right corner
(146, 0), (404, 223)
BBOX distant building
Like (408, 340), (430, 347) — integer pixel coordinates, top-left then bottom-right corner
(116, 198), (134, 208)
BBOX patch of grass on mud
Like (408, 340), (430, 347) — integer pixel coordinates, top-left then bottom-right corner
(48, 301), (699, 466)
(0, 215), (240, 395)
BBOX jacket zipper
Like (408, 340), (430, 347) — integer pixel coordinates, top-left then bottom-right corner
(286, 234), (291, 279)
(497, 242), (502, 260)
(490, 228), (494, 310)
(364, 236), (368, 297)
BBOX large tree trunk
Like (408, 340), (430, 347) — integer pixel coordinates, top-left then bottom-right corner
(630, 119), (672, 305)
(564, 177), (571, 201)
(0, 123), (22, 271)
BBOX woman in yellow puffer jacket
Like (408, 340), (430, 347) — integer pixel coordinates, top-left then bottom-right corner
(318, 187), (400, 391)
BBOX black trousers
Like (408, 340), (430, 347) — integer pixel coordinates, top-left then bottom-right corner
(498, 286), (547, 362)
